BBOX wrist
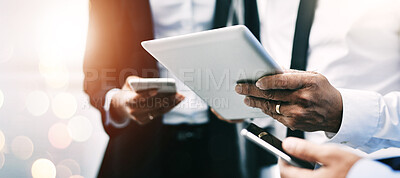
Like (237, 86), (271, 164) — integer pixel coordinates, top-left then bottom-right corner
(109, 99), (130, 124)
(109, 91), (132, 124)
(325, 88), (343, 133)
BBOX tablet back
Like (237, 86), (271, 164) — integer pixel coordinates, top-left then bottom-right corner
(141, 25), (282, 119)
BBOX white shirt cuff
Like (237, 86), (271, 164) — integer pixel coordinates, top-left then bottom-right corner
(327, 89), (380, 150)
(347, 159), (399, 178)
(104, 88), (131, 128)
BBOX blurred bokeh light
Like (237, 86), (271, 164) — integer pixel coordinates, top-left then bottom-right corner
(39, 59), (70, 89)
(0, 0), (108, 177)
(0, 130), (5, 151)
(0, 152), (5, 169)
(58, 159), (81, 176)
(70, 175), (84, 178)
(26, 91), (50, 116)
(68, 115), (93, 142)
(55, 164), (72, 178)
(0, 89), (4, 109)
(52, 93), (77, 119)
(31, 158), (56, 178)
(48, 123), (72, 149)
(11, 136), (34, 160)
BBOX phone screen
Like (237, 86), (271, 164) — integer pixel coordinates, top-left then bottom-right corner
(245, 123), (315, 169)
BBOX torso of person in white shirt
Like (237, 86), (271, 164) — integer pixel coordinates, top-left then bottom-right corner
(257, 0), (400, 157)
(132, 0), (399, 177)
(150, 0), (400, 150)
(149, 0), (216, 125)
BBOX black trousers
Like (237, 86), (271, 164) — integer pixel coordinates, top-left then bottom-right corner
(160, 117), (241, 178)
(98, 112), (241, 178)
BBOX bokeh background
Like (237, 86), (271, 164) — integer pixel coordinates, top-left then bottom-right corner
(0, 0), (109, 177)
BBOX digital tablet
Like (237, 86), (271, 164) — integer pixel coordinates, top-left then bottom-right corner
(141, 25), (282, 119)
(241, 123), (315, 169)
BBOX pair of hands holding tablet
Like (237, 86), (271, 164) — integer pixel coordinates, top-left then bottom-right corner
(110, 73), (357, 178)
(110, 68), (344, 134)
(109, 75), (243, 125)
(110, 26), (352, 177)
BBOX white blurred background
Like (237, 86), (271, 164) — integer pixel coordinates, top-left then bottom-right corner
(0, 0), (109, 177)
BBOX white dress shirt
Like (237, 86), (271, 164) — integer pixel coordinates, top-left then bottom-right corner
(150, 0), (215, 125)
(258, 0), (400, 155)
(104, 0), (216, 127)
(348, 159), (400, 178)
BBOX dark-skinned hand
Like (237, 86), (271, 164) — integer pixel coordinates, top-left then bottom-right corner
(235, 70), (343, 133)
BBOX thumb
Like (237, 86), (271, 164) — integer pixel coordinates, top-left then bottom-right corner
(282, 137), (330, 163)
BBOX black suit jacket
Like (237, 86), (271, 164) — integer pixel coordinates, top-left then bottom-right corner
(83, 0), (259, 177)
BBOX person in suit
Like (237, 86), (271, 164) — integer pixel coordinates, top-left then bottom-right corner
(236, 0), (400, 153)
(227, 0), (400, 177)
(83, 0), (261, 177)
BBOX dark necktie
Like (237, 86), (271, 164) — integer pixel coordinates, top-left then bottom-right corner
(287, 0), (317, 138)
(378, 157), (400, 171)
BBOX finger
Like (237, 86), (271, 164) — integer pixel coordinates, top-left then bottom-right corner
(236, 84), (293, 101)
(244, 97), (298, 128)
(131, 112), (152, 125)
(132, 94), (184, 125)
(211, 108), (244, 123)
(278, 158), (290, 167)
(279, 158), (315, 178)
(129, 93), (183, 113)
(122, 76), (141, 90)
(244, 96), (289, 116)
(211, 108), (224, 120)
(256, 72), (318, 90)
(129, 92), (174, 107)
(152, 94), (185, 116)
(225, 119), (245, 123)
(282, 137), (332, 163)
(270, 102), (305, 119)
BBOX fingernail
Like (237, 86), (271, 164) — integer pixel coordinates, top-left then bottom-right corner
(235, 84), (243, 93)
(176, 95), (185, 101)
(283, 138), (297, 152)
(256, 80), (264, 89)
(244, 97), (251, 105)
(149, 90), (158, 97)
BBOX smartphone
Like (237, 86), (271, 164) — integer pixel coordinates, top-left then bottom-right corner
(129, 78), (177, 93)
(241, 123), (315, 169)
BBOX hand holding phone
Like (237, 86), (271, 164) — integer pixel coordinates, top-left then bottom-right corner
(110, 77), (183, 125)
(241, 123), (315, 169)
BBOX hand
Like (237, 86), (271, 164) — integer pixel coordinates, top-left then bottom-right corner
(110, 76), (185, 125)
(235, 70), (343, 132)
(279, 137), (361, 178)
(210, 108), (244, 123)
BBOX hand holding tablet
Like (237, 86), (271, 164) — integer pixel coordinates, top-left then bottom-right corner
(141, 25), (282, 119)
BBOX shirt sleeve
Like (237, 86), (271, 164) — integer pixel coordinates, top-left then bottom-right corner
(103, 88), (131, 128)
(347, 159), (400, 178)
(327, 89), (400, 153)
